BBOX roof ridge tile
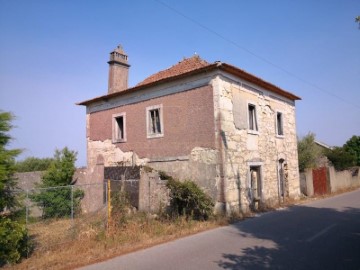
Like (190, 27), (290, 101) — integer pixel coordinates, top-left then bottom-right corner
(136, 55), (210, 87)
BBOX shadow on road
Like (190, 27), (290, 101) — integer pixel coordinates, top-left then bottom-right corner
(216, 205), (360, 270)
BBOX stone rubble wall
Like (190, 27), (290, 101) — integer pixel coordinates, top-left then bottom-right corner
(148, 147), (219, 201)
(212, 75), (300, 212)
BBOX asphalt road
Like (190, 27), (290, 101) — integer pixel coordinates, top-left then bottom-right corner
(79, 189), (360, 270)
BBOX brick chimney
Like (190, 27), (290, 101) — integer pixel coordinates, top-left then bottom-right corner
(108, 45), (130, 94)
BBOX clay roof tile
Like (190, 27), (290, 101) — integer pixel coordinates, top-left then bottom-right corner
(137, 55), (210, 86)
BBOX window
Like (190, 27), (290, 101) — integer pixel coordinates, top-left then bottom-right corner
(248, 103), (258, 132)
(146, 105), (164, 138)
(112, 113), (126, 142)
(276, 112), (284, 136)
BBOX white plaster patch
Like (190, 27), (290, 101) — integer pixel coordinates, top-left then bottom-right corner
(190, 147), (218, 164)
(87, 139), (148, 168)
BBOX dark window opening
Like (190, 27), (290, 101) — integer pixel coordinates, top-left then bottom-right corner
(248, 104), (258, 131)
(277, 112), (284, 136)
(115, 116), (124, 140)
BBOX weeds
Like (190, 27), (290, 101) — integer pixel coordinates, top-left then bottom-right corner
(7, 211), (223, 270)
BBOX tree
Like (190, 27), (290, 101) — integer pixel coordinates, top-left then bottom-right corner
(356, 16), (360, 28)
(297, 132), (322, 172)
(15, 157), (53, 172)
(343, 135), (360, 166)
(31, 148), (83, 219)
(0, 111), (29, 265)
(0, 112), (22, 212)
(325, 146), (356, 171)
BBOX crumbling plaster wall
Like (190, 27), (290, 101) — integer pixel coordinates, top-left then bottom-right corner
(86, 112), (149, 181)
(211, 74), (300, 212)
(148, 147), (219, 200)
(85, 82), (220, 211)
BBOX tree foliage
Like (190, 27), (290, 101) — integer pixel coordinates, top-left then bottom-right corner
(166, 178), (214, 221)
(15, 157), (53, 172)
(297, 132), (322, 172)
(325, 146), (356, 171)
(356, 16), (360, 28)
(0, 111), (29, 265)
(0, 112), (22, 212)
(0, 218), (29, 265)
(343, 135), (360, 166)
(31, 148), (83, 219)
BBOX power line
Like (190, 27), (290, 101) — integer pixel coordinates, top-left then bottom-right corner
(154, 0), (360, 110)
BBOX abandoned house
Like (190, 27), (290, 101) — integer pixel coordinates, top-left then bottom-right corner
(78, 45), (301, 214)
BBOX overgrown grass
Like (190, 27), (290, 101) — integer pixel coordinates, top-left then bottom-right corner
(9, 186), (359, 269)
(7, 211), (226, 270)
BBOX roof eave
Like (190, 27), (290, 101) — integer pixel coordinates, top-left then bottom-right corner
(219, 63), (301, 101)
(77, 62), (301, 106)
(77, 63), (219, 106)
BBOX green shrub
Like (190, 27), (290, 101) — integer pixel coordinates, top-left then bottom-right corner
(325, 147), (356, 171)
(166, 178), (214, 221)
(15, 157), (54, 172)
(0, 217), (29, 265)
(31, 187), (84, 219)
(343, 135), (360, 166)
(31, 148), (84, 219)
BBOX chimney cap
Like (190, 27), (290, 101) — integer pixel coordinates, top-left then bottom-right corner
(109, 44), (129, 65)
(113, 44), (125, 54)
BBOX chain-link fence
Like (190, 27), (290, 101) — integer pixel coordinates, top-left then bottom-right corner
(14, 182), (108, 253)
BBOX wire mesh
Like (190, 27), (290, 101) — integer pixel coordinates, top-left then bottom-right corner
(14, 183), (108, 253)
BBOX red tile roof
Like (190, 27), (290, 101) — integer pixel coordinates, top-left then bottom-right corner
(137, 55), (211, 86)
(77, 55), (301, 106)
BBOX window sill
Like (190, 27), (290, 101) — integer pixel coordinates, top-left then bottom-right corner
(276, 135), (285, 139)
(112, 139), (127, 143)
(247, 130), (259, 135)
(147, 133), (164, 139)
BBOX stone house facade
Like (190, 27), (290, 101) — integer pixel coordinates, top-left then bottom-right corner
(78, 45), (301, 213)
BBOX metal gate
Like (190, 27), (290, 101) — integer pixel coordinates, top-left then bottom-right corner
(312, 167), (328, 195)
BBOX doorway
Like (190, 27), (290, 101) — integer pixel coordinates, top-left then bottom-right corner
(250, 165), (262, 207)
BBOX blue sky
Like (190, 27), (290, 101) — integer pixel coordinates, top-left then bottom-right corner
(0, 0), (359, 167)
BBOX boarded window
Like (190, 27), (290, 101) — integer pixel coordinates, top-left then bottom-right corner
(232, 88), (248, 130)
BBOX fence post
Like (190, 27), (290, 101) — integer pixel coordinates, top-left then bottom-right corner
(71, 185), (74, 227)
(26, 189), (29, 225)
(107, 179), (111, 230)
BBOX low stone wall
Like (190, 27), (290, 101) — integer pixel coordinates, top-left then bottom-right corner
(138, 169), (169, 213)
(16, 168), (88, 191)
(15, 171), (44, 191)
(300, 166), (360, 197)
(329, 167), (360, 192)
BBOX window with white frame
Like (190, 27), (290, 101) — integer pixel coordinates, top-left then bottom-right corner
(276, 111), (284, 136)
(146, 105), (164, 138)
(112, 113), (126, 142)
(248, 103), (258, 132)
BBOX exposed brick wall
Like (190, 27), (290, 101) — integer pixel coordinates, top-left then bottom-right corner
(89, 85), (215, 159)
